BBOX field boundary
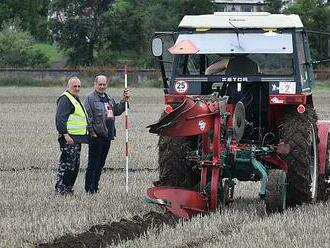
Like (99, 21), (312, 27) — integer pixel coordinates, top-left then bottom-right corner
(0, 68), (160, 85)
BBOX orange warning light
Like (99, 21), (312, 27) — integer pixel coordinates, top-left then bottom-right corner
(168, 40), (199, 55)
(297, 104), (306, 114)
(164, 104), (173, 114)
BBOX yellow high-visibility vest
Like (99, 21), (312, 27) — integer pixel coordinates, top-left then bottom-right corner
(61, 91), (88, 135)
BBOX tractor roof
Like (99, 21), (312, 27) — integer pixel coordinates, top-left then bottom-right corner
(179, 12), (303, 29)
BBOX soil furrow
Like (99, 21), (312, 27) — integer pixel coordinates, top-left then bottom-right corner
(36, 211), (179, 248)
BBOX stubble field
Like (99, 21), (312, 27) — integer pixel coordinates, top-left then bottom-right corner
(0, 86), (329, 248)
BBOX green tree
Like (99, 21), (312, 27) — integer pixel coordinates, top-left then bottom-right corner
(49, 0), (113, 66)
(101, 0), (145, 53)
(96, 0), (148, 66)
(0, 22), (49, 67)
(264, 0), (284, 13)
(173, 0), (216, 16)
(0, 0), (50, 41)
(286, 0), (330, 59)
(286, 0), (330, 31)
(142, 0), (215, 47)
(99, 0), (215, 66)
(143, 0), (215, 66)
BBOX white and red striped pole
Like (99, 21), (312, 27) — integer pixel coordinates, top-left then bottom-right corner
(124, 65), (129, 193)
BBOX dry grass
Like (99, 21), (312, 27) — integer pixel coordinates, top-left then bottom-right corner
(0, 87), (329, 247)
(117, 198), (330, 248)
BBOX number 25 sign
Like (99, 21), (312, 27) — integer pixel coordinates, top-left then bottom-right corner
(174, 80), (189, 94)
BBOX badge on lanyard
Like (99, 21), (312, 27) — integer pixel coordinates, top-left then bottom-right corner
(104, 102), (114, 118)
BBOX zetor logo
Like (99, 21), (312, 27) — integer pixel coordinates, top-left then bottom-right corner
(270, 97), (284, 104)
(221, 77), (248, 82)
(174, 80), (188, 94)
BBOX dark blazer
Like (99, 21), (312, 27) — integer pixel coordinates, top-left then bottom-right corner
(84, 91), (125, 139)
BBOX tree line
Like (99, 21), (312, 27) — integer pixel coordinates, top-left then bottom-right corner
(0, 0), (329, 67)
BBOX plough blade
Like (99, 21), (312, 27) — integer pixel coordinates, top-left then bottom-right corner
(147, 186), (209, 218)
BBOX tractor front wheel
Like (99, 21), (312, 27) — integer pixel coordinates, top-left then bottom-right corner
(154, 135), (198, 188)
(265, 170), (287, 214)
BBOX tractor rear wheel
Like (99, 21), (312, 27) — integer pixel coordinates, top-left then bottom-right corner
(280, 106), (318, 206)
(265, 170), (287, 214)
(154, 135), (198, 188)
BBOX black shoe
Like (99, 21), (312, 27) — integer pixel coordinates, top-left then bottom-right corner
(85, 188), (98, 194)
(55, 189), (74, 196)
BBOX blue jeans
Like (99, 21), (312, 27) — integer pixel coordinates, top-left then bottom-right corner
(85, 137), (111, 193)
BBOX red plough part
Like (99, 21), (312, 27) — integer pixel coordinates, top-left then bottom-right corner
(147, 187), (209, 218)
(147, 97), (228, 218)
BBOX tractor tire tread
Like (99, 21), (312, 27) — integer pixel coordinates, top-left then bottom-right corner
(265, 169), (287, 214)
(155, 136), (197, 187)
(280, 106), (317, 206)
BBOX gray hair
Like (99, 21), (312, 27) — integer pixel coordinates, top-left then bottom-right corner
(95, 75), (107, 84)
(67, 76), (80, 87)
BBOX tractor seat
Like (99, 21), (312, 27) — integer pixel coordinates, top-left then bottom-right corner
(225, 56), (259, 76)
(224, 56), (259, 104)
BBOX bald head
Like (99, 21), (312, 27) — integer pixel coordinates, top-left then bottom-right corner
(67, 77), (81, 97)
(94, 75), (108, 95)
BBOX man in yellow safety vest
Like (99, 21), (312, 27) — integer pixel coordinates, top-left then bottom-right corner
(55, 76), (89, 195)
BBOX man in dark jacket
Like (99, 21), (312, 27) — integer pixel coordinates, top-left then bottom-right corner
(55, 76), (88, 195)
(84, 75), (129, 193)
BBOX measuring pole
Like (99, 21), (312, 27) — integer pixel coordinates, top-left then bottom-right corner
(124, 65), (129, 193)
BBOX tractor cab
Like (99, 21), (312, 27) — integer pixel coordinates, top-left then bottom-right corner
(152, 12), (316, 143)
(152, 12), (314, 103)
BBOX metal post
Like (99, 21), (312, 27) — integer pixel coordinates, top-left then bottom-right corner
(124, 65), (129, 193)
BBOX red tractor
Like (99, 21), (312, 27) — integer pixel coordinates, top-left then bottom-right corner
(146, 12), (330, 218)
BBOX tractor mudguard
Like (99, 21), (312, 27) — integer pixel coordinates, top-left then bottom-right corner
(317, 120), (330, 175)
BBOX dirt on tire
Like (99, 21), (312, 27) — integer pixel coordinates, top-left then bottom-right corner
(36, 211), (179, 248)
(154, 135), (198, 187)
(280, 106), (318, 206)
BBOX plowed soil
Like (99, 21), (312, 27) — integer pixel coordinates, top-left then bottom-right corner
(37, 211), (179, 248)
